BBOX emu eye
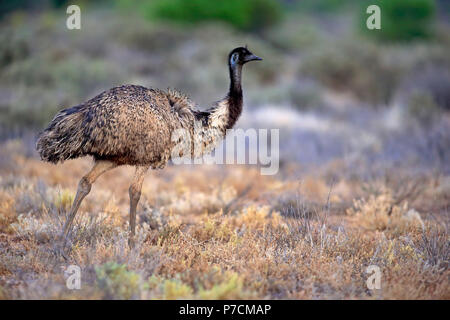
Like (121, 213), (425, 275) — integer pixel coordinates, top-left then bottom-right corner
(231, 53), (239, 64)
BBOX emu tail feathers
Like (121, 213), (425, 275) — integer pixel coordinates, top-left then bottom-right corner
(36, 105), (87, 163)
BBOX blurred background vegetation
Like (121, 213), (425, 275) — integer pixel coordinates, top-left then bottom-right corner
(0, 0), (449, 170)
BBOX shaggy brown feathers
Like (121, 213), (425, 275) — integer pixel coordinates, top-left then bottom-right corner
(36, 47), (260, 169)
(36, 84), (235, 168)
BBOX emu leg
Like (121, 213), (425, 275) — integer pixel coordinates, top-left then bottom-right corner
(128, 165), (149, 248)
(61, 160), (117, 240)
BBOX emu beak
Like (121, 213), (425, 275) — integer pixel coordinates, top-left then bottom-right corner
(245, 54), (263, 62)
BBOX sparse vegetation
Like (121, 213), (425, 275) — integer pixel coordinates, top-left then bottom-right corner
(0, 143), (448, 299)
(0, 3), (449, 300)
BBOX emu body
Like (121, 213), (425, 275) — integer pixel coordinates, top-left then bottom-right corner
(36, 47), (261, 247)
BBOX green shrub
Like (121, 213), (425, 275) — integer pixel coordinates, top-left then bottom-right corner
(96, 262), (141, 299)
(147, 276), (194, 299)
(294, 0), (356, 12)
(198, 272), (246, 299)
(117, 0), (283, 32)
(360, 0), (436, 42)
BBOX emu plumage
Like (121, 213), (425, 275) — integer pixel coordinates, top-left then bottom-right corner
(36, 47), (262, 247)
(37, 85), (223, 167)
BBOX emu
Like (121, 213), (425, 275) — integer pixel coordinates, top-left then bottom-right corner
(36, 47), (262, 247)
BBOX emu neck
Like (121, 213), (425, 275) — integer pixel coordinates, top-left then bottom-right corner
(227, 64), (243, 129)
(229, 63), (242, 95)
(191, 62), (244, 157)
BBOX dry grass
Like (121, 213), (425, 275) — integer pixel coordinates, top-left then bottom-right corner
(0, 140), (448, 300)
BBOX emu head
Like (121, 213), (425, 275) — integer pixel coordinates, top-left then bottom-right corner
(228, 47), (262, 67)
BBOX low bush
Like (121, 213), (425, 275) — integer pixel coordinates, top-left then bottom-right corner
(96, 262), (141, 299)
(117, 0), (283, 32)
(360, 0), (436, 42)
